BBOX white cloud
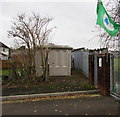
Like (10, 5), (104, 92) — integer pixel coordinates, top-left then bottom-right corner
(0, 2), (100, 49)
(1, 0), (97, 3)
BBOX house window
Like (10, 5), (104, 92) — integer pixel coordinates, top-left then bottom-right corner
(3, 48), (6, 52)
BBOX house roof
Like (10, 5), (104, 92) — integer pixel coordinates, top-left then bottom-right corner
(72, 47), (85, 52)
(36, 44), (73, 50)
(0, 42), (10, 49)
(0, 53), (7, 56)
(49, 44), (73, 50)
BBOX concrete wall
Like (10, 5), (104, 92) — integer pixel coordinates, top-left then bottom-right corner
(72, 49), (89, 77)
(35, 48), (72, 77)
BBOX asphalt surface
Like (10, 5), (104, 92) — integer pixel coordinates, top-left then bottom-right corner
(2, 95), (120, 115)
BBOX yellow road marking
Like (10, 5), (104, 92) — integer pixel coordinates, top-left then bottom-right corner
(1, 94), (101, 104)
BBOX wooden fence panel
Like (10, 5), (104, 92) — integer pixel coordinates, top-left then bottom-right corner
(0, 60), (11, 69)
(0, 60), (27, 69)
(88, 54), (94, 85)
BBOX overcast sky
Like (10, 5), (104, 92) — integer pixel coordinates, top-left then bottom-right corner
(0, 0), (101, 49)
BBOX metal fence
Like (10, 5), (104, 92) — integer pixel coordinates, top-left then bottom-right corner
(73, 48), (120, 97)
(110, 53), (120, 97)
(72, 49), (89, 77)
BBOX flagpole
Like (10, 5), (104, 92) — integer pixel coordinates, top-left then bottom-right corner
(98, 0), (102, 49)
(100, 27), (102, 49)
(118, 0), (120, 52)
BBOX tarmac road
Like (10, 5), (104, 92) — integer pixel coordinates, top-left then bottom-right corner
(2, 95), (120, 115)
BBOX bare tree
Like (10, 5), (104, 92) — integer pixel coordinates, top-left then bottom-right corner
(8, 12), (55, 81)
(97, 0), (120, 50)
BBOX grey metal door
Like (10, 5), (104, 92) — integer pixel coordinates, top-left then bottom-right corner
(49, 50), (71, 76)
(112, 53), (120, 95)
(94, 54), (98, 87)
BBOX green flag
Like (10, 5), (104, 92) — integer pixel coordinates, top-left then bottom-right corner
(96, 1), (120, 36)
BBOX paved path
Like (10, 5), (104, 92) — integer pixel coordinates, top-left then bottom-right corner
(2, 95), (120, 115)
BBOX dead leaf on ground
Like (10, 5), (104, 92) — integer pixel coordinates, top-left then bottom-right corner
(65, 114), (69, 116)
(54, 109), (58, 112)
(87, 106), (90, 108)
(73, 104), (77, 107)
(34, 110), (37, 113)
